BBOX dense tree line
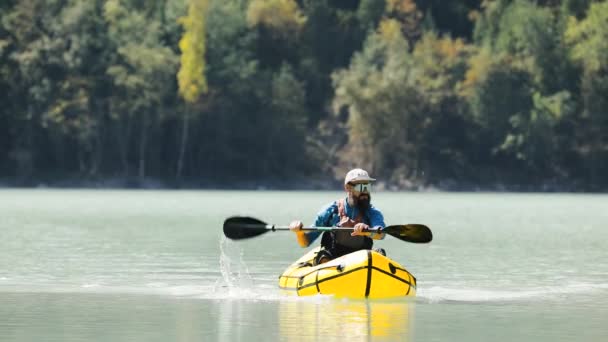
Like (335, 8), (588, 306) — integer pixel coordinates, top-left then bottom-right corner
(0, 0), (606, 191)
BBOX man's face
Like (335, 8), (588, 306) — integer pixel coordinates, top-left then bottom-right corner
(348, 182), (372, 209)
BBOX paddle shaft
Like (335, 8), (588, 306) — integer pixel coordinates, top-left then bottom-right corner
(237, 223), (384, 236)
(223, 216), (432, 242)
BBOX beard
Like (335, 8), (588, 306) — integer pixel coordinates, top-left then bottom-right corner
(355, 194), (371, 210)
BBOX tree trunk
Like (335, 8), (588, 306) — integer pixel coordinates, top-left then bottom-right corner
(138, 112), (148, 181)
(177, 107), (190, 180)
(89, 100), (105, 177)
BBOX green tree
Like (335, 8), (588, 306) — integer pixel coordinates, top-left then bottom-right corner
(565, 2), (608, 188)
(43, 0), (113, 178)
(103, 0), (178, 180)
(476, 0), (569, 92)
(195, 0), (312, 182)
(0, 0), (96, 180)
(200, 0), (260, 180)
(465, 0), (582, 185)
(297, 0), (381, 126)
(247, 0), (306, 35)
(466, 56), (536, 179)
(333, 27), (473, 187)
(265, 63), (309, 177)
(0, 0), (606, 190)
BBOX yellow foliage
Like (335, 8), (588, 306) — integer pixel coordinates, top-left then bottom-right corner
(386, 0), (417, 15)
(102, 0), (124, 23)
(412, 33), (468, 71)
(178, 0), (209, 103)
(247, 0), (306, 32)
(564, 2), (608, 72)
(437, 37), (465, 60)
(460, 48), (492, 98)
(415, 34), (466, 57)
(378, 19), (403, 43)
(468, 10), (480, 22)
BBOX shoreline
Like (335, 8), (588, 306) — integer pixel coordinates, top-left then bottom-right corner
(0, 177), (604, 193)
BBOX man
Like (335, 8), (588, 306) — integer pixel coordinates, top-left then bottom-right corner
(289, 168), (386, 264)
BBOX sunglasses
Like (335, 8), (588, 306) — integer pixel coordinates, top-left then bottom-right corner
(349, 183), (371, 194)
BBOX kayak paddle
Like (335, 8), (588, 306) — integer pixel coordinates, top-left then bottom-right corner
(223, 216), (432, 243)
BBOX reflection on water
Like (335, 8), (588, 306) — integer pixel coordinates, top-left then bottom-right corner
(0, 292), (218, 342)
(278, 299), (413, 341)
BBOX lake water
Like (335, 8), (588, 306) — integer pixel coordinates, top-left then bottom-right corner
(1, 190), (607, 341)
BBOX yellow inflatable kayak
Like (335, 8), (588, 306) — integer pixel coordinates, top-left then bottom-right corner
(278, 247), (416, 299)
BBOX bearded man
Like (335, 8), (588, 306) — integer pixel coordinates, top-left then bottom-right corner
(289, 168), (386, 265)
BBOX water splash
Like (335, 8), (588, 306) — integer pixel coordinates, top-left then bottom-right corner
(218, 235), (237, 288)
(210, 235), (287, 301)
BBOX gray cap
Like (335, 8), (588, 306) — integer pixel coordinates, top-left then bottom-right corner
(344, 168), (376, 184)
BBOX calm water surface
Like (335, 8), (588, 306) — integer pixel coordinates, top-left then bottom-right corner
(1, 190), (607, 341)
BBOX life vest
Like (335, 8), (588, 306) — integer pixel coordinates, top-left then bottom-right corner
(337, 198), (363, 227)
(331, 198), (372, 249)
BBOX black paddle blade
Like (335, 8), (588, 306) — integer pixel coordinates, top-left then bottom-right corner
(223, 216), (269, 240)
(384, 224), (433, 243)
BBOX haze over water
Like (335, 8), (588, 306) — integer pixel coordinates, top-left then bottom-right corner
(1, 190), (607, 341)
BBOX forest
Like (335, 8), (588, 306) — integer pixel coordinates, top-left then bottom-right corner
(1, 0), (607, 191)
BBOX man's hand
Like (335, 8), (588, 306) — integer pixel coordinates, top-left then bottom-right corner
(351, 222), (370, 236)
(289, 220), (303, 232)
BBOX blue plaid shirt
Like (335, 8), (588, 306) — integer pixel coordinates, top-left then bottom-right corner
(304, 197), (386, 244)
